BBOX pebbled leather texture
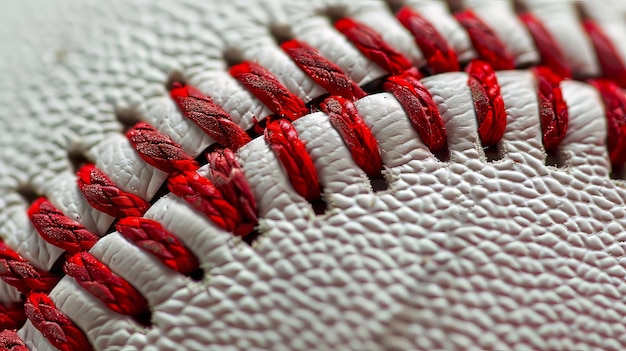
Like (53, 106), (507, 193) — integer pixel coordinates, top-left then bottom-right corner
(2, 0), (626, 350)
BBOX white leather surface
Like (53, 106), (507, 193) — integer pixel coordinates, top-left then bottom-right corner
(2, 1), (626, 350)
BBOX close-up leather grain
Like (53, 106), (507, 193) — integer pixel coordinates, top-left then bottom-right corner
(1, 0), (626, 350)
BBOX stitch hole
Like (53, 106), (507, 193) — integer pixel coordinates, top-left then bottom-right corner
(223, 47), (245, 68)
(67, 149), (91, 174)
(317, 4), (349, 24)
(187, 268), (205, 282)
(483, 145), (502, 163)
(16, 184), (39, 206)
(445, 0), (464, 13)
(242, 229), (261, 246)
(370, 177), (388, 192)
(311, 198), (327, 215)
(611, 165), (626, 180)
(512, 0), (528, 14)
(165, 70), (188, 91)
(134, 310), (153, 328)
(384, 0), (405, 14)
(269, 23), (294, 45)
(545, 149), (566, 169)
(115, 108), (143, 134)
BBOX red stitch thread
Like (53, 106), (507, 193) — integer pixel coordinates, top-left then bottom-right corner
(168, 171), (243, 233)
(335, 17), (420, 77)
(24, 292), (92, 351)
(396, 6), (460, 74)
(583, 20), (626, 88)
(281, 39), (367, 101)
(533, 66), (568, 150)
(169, 83), (251, 150)
(519, 13), (572, 79)
(116, 217), (200, 275)
(0, 242), (58, 294)
(455, 10), (516, 70)
(230, 62), (309, 121)
(465, 60), (507, 147)
(0, 330), (28, 351)
(265, 119), (321, 201)
(0, 302), (26, 330)
(28, 198), (99, 254)
(383, 73), (447, 152)
(319, 96), (382, 178)
(77, 164), (150, 218)
(63, 252), (148, 317)
(588, 79), (626, 165)
(206, 148), (258, 235)
(127, 122), (200, 174)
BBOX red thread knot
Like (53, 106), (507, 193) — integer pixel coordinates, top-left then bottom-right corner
(335, 17), (420, 78)
(77, 164), (150, 218)
(519, 13), (572, 79)
(63, 252), (148, 317)
(0, 330), (29, 351)
(28, 198), (99, 254)
(465, 60), (507, 147)
(24, 292), (93, 351)
(127, 122), (200, 174)
(588, 79), (626, 166)
(0, 242), (58, 294)
(396, 6), (460, 74)
(116, 217), (200, 275)
(206, 148), (258, 236)
(167, 171), (243, 233)
(583, 20), (626, 88)
(0, 302), (26, 330)
(230, 62), (309, 121)
(170, 83), (251, 150)
(383, 73), (447, 152)
(455, 10), (516, 70)
(264, 118), (321, 201)
(281, 39), (367, 101)
(319, 96), (382, 178)
(533, 66), (568, 150)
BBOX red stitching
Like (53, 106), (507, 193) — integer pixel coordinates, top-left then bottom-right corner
(534, 66), (568, 150)
(319, 96), (383, 177)
(265, 119), (321, 201)
(281, 39), (367, 101)
(77, 164), (150, 218)
(24, 292), (93, 351)
(584, 20), (626, 88)
(589, 79), (626, 166)
(28, 198), (99, 254)
(0, 302), (26, 330)
(63, 252), (148, 317)
(455, 10), (516, 70)
(126, 122), (200, 174)
(206, 148), (258, 235)
(116, 217), (200, 275)
(12, 4), (626, 349)
(465, 60), (507, 147)
(335, 17), (420, 77)
(396, 6), (460, 74)
(230, 62), (309, 121)
(168, 171), (243, 233)
(383, 73), (447, 152)
(519, 13), (572, 79)
(170, 83), (251, 150)
(0, 241), (59, 294)
(0, 330), (29, 351)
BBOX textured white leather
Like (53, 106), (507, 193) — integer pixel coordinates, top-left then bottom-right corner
(3, 0), (626, 350)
